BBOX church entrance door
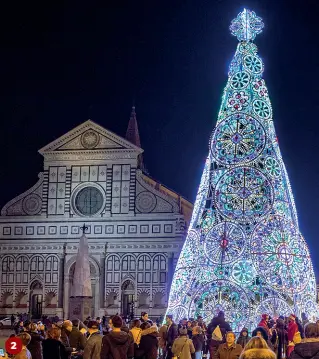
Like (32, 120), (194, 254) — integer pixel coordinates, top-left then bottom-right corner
(30, 280), (43, 319)
(31, 294), (43, 318)
(121, 280), (135, 319)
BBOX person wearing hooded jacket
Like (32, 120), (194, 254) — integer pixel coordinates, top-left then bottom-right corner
(207, 311), (231, 359)
(290, 323), (319, 359)
(137, 322), (159, 359)
(252, 327), (269, 343)
(237, 328), (251, 349)
(100, 315), (134, 359)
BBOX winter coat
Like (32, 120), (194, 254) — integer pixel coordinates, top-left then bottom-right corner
(192, 334), (205, 352)
(207, 316), (231, 348)
(288, 321), (299, 343)
(240, 348), (275, 359)
(159, 325), (168, 349)
(83, 331), (103, 359)
(69, 326), (87, 350)
(270, 327), (288, 359)
(167, 323), (179, 348)
(258, 320), (270, 333)
(138, 326), (159, 359)
(130, 327), (142, 345)
(13, 348), (32, 359)
(60, 327), (70, 348)
(26, 330), (44, 359)
(236, 328), (250, 349)
(296, 321), (305, 339)
(252, 327), (269, 342)
(291, 339), (319, 359)
(236, 336), (250, 349)
(216, 343), (242, 359)
(172, 336), (195, 359)
(42, 338), (69, 359)
(100, 330), (134, 359)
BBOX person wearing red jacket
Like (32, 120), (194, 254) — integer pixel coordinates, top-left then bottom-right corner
(258, 314), (270, 332)
(287, 314), (298, 358)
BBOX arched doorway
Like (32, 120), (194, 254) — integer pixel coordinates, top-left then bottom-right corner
(30, 280), (43, 318)
(121, 280), (135, 319)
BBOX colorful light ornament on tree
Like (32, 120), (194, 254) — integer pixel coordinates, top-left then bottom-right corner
(166, 9), (318, 331)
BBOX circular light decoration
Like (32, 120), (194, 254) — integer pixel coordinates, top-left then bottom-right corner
(264, 156), (281, 178)
(192, 280), (250, 332)
(243, 55), (263, 74)
(135, 192), (157, 213)
(238, 42), (258, 55)
(253, 99), (272, 119)
(22, 194), (42, 215)
(74, 186), (104, 216)
(211, 113), (266, 165)
(204, 222), (246, 264)
(251, 216), (311, 293)
(230, 71), (250, 90)
(254, 297), (293, 327)
(232, 260), (256, 285)
(214, 166), (274, 223)
(81, 130), (100, 149)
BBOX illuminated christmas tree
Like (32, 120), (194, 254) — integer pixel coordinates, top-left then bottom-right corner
(166, 9), (318, 331)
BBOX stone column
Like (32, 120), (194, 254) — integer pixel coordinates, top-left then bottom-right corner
(95, 277), (100, 317)
(100, 252), (106, 309)
(58, 252), (65, 309)
(63, 275), (70, 319)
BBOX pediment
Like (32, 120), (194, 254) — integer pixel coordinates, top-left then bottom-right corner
(39, 120), (143, 155)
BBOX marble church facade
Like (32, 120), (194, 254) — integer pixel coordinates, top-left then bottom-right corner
(0, 111), (192, 319)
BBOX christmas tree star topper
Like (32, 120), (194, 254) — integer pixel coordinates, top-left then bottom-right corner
(230, 9), (264, 42)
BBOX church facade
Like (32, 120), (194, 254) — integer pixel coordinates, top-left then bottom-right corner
(0, 109), (192, 320)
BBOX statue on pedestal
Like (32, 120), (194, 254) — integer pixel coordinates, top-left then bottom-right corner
(69, 224), (93, 320)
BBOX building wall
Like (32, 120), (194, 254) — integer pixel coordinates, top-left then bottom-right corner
(0, 120), (191, 319)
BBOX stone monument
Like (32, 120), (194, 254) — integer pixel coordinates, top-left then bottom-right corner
(69, 224), (92, 320)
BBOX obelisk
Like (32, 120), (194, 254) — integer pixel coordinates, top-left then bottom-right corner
(69, 224), (93, 320)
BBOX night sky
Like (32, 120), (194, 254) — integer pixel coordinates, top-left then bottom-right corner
(0, 1), (319, 272)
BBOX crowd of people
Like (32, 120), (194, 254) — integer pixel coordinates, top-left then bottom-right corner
(4, 311), (319, 359)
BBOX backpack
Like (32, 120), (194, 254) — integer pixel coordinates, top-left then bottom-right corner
(212, 325), (223, 341)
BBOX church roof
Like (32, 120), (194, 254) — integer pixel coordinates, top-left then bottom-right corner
(39, 119), (143, 156)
